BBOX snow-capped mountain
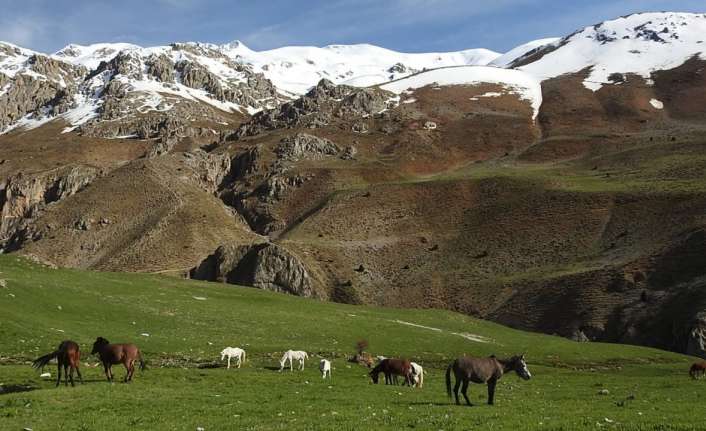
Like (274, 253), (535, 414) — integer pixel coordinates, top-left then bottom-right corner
(220, 41), (501, 95)
(2, 11), (706, 136)
(518, 12), (706, 90)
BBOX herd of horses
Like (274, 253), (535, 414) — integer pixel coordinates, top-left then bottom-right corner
(32, 338), (706, 407)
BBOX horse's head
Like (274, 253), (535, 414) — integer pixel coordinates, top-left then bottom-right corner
(91, 337), (110, 355)
(511, 354), (532, 380)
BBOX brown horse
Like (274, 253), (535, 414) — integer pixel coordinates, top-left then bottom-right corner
(91, 337), (146, 383)
(369, 358), (412, 385)
(32, 340), (83, 387)
(446, 354), (531, 406)
(690, 362), (706, 379)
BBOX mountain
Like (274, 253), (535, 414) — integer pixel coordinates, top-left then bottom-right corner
(517, 12), (706, 90)
(1, 12), (706, 359)
(220, 41), (501, 95)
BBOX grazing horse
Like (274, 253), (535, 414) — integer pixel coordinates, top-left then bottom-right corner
(446, 354), (531, 406)
(32, 340), (83, 387)
(221, 347), (246, 369)
(410, 362), (424, 388)
(91, 337), (146, 383)
(370, 358), (412, 385)
(690, 362), (706, 379)
(320, 359), (332, 379)
(279, 350), (308, 371)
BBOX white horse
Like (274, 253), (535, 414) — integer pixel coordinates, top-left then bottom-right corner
(410, 362), (424, 388)
(279, 350), (308, 371)
(319, 359), (331, 379)
(221, 347), (246, 369)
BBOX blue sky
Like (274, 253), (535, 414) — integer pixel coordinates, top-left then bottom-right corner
(0, 0), (704, 53)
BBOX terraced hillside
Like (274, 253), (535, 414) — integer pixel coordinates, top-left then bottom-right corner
(0, 256), (704, 430)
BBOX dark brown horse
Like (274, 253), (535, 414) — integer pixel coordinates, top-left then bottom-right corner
(369, 358), (412, 385)
(690, 362), (706, 379)
(446, 354), (531, 406)
(32, 340), (83, 387)
(91, 337), (146, 383)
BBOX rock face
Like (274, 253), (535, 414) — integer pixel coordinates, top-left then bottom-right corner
(0, 49), (86, 130)
(191, 242), (318, 297)
(179, 150), (231, 193)
(234, 79), (395, 138)
(686, 312), (706, 358)
(0, 165), (99, 250)
(275, 133), (340, 160)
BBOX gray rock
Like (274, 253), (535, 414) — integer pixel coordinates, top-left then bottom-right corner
(0, 165), (99, 250)
(276, 133), (340, 161)
(191, 242), (318, 297)
(686, 311), (706, 359)
(340, 145), (358, 160)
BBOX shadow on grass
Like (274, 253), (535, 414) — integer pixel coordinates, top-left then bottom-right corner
(0, 383), (39, 395)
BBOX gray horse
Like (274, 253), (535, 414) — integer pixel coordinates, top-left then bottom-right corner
(445, 354), (531, 406)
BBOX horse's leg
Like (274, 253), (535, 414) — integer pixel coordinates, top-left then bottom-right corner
(56, 362), (62, 387)
(64, 364), (69, 386)
(453, 377), (461, 405)
(104, 363), (112, 382)
(75, 365), (84, 384)
(69, 365), (75, 387)
(227, 356), (231, 369)
(461, 380), (472, 406)
(123, 360), (131, 382)
(487, 380), (497, 405)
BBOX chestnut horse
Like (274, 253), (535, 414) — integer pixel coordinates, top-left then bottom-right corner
(32, 340), (83, 387)
(690, 362), (706, 379)
(446, 354), (531, 406)
(91, 337), (146, 383)
(369, 358), (412, 385)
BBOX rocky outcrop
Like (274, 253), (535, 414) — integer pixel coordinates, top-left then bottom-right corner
(0, 165), (99, 250)
(0, 53), (86, 131)
(179, 150), (231, 193)
(275, 133), (340, 160)
(686, 311), (706, 358)
(233, 79), (395, 139)
(191, 242), (319, 297)
(146, 54), (175, 83)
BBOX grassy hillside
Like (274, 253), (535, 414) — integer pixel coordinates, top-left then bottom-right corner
(0, 255), (703, 430)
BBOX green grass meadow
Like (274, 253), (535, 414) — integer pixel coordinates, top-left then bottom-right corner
(1, 255), (705, 430)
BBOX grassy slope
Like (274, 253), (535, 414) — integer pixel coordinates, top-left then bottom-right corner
(0, 255), (704, 430)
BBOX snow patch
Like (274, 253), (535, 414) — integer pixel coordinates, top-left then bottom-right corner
(650, 98), (664, 109)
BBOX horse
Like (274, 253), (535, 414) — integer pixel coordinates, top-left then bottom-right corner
(446, 354), (531, 406)
(690, 362), (706, 379)
(369, 358), (412, 385)
(279, 350), (308, 371)
(410, 362), (424, 388)
(320, 359), (332, 379)
(221, 347), (246, 369)
(32, 340), (83, 387)
(91, 337), (146, 383)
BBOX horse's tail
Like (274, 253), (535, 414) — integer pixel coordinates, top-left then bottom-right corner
(445, 362), (453, 398)
(419, 367), (424, 388)
(138, 351), (147, 371)
(32, 350), (59, 370)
